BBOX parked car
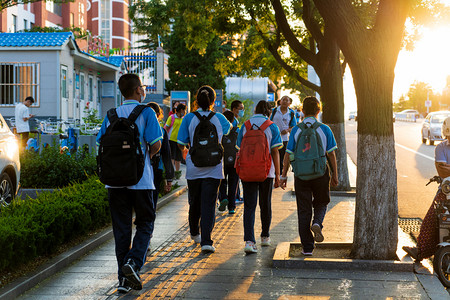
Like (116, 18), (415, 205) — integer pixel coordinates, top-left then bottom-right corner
(422, 111), (450, 145)
(0, 112), (20, 207)
(348, 111), (357, 120)
(400, 109), (421, 119)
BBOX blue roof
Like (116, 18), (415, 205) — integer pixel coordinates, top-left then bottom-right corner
(0, 32), (73, 47)
(91, 55), (125, 67)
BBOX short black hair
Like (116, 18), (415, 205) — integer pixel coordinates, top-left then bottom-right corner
(196, 85), (216, 110)
(255, 100), (272, 117)
(230, 100), (243, 110)
(223, 110), (235, 123)
(302, 96), (321, 116)
(118, 74), (140, 98)
(176, 103), (186, 112)
(25, 96), (34, 103)
(146, 102), (161, 116)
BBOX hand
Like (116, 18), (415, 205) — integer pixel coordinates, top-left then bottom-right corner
(280, 179), (287, 190)
(164, 181), (172, 193)
(274, 176), (280, 188)
(331, 175), (339, 187)
(281, 129), (287, 135)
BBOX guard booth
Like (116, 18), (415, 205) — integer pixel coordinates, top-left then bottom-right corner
(170, 91), (191, 114)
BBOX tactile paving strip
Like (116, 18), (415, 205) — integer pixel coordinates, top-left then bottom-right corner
(117, 205), (244, 299)
(398, 218), (422, 234)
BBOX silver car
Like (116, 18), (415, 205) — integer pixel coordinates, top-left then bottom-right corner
(0, 112), (20, 207)
(422, 111), (450, 145)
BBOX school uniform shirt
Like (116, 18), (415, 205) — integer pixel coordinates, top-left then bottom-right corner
(177, 109), (232, 180)
(286, 116), (337, 157)
(15, 102), (30, 133)
(165, 114), (183, 142)
(232, 117), (239, 128)
(435, 139), (450, 165)
(96, 100), (163, 190)
(271, 107), (298, 142)
(236, 114), (283, 179)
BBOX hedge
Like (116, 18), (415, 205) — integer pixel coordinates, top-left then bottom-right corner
(0, 176), (109, 272)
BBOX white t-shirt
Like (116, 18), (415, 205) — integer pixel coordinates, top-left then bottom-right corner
(15, 102), (30, 133)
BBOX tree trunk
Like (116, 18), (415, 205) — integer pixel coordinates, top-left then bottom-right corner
(350, 55), (398, 259)
(317, 33), (350, 191)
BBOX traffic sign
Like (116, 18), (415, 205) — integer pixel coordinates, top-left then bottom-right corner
(425, 100), (432, 107)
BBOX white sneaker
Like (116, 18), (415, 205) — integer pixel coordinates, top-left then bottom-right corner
(311, 223), (324, 243)
(244, 241), (258, 254)
(201, 245), (216, 253)
(260, 236), (271, 246)
(191, 234), (201, 243)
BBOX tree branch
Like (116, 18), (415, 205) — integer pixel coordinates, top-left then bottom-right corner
(270, 0), (317, 67)
(302, 0), (324, 45)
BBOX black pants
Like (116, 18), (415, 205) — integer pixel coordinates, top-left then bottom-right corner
(108, 188), (155, 280)
(187, 178), (221, 246)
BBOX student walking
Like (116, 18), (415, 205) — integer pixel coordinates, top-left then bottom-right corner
(235, 100), (282, 254)
(270, 96), (297, 174)
(280, 96), (338, 256)
(164, 103), (186, 172)
(15, 96), (35, 150)
(218, 110), (239, 214)
(96, 74), (163, 293)
(146, 102), (174, 248)
(177, 85), (231, 253)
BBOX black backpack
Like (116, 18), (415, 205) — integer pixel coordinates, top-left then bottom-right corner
(222, 126), (238, 167)
(97, 105), (147, 186)
(270, 108), (295, 124)
(189, 111), (223, 167)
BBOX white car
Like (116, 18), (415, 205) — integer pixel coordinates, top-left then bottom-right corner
(400, 109), (421, 119)
(422, 111), (450, 145)
(0, 112), (20, 207)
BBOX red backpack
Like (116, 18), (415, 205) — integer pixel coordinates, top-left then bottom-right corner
(235, 119), (273, 182)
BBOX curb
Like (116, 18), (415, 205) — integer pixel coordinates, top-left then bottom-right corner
(0, 185), (187, 300)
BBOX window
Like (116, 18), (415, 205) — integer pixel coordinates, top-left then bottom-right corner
(11, 15), (17, 32)
(88, 76), (93, 101)
(61, 68), (67, 98)
(0, 62), (40, 106)
(100, 0), (111, 44)
(46, 0), (62, 16)
(70, 13), (74, 27)
(24, 19), (28, 30)
(80, 73), (85, 100)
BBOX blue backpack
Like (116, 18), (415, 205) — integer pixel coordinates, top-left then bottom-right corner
(292, 121), (327, 180)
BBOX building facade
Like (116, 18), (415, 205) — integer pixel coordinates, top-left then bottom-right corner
(0, 0), (132, 50)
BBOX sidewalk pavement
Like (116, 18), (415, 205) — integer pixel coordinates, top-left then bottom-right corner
(5, 159), (450, 299)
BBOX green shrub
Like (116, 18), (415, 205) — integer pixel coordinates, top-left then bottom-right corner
(0, 176), (109, 272)
(20, 145), (97, 188)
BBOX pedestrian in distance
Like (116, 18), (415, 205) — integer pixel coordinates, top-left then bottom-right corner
(96, 74), (163, 293)
(15, 96), (35, 151)
(164, 103), (186, 172)
(146, 102), (174, 251)
(403, 116), (450, 261)
(177, 85), (232, 253)
(218, 110), (239, 214)
(280, 96), (338, 256)
(270, 95), (298, 176)
(235, 100), (283, 254)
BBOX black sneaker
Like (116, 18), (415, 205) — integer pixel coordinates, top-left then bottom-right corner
(122, 259), (142, 290)
(117, 277), (132, 294)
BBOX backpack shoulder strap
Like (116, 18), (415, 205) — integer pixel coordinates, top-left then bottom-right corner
(270, 108), (276, 121)
(107, 108), (118, 124)
(312, 121), (322, 130)
(290, 110), (295, 123)
(193, 111), (203, 120)
(205, 111), (215, 121)
(128, 105), (147, 123)
(244, 120), (252, 132)
(259, 119), (273, 131)
(298, 122), (307, 131)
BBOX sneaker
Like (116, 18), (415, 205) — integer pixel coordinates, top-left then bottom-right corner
(201, 245), (216, 253)
(260, 236), (271, 246)
(244, 241), (258, 254)
(117, 277), (132, 294)
(302, 250), (313, 256)
(121, 259), (142, 290)
(402, 246), (420, 260)
(191, 234), (201, 243)
(218, 199), (228, 211)
(311, 223), (324, 243)
(229, 209), (235, 215)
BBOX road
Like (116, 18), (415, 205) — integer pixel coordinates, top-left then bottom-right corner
(345, 119), (439, 219)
